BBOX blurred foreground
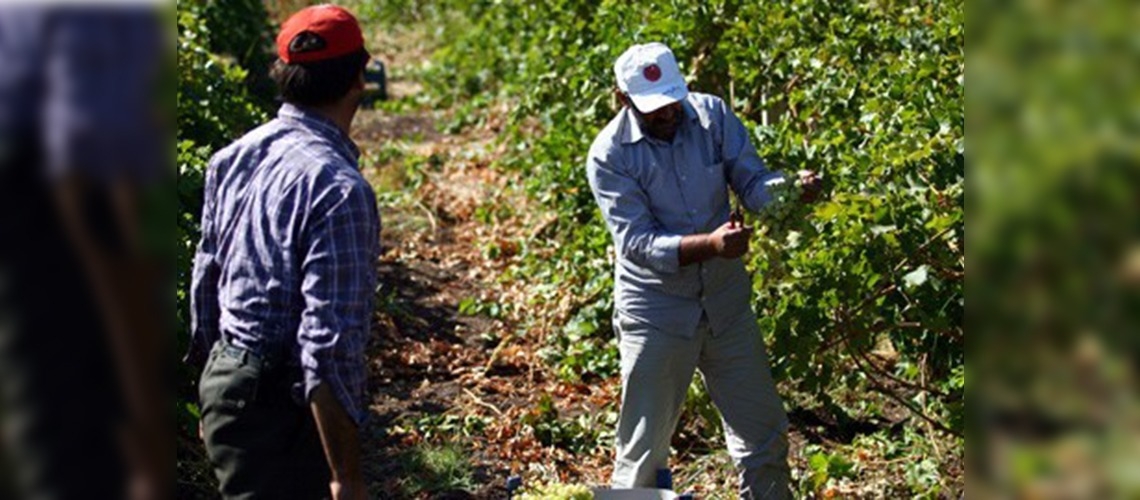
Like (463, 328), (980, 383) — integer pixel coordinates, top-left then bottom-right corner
(0, 4), (172, 500)
(971, 0), (1140, 498)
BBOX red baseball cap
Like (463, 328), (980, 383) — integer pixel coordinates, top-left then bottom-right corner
(276, 4), (367, 64)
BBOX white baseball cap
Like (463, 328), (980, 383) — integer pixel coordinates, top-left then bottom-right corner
(614, 42), (689, 113)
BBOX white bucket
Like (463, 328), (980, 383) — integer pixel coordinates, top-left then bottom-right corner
(590, 488), (679, 500)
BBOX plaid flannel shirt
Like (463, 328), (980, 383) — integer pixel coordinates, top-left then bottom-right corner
(189, 103), (380, 424)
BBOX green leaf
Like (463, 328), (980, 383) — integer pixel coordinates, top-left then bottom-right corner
(458, 297), (478, 315)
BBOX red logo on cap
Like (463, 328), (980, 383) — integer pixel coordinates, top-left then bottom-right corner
(643, 64), (662, 82)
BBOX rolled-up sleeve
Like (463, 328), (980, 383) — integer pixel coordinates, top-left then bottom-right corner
(298, 173), (379, 425)
(188, 158), (221, 368)
(586, 149), (683, 274)
(717, 98), (787, 213)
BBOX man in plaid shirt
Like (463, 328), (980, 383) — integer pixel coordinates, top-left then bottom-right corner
(188, 6), (379, 499)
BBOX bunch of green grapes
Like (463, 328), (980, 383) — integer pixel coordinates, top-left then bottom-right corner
(516, 482), (593, 500)
(755, 176), (812, 248)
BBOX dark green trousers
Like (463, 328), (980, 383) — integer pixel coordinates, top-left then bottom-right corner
(199, 340), (330, 500)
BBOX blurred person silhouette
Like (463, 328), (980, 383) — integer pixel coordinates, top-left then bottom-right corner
(186, 5), (379, 500)
(0, 5), (168, 500)
(586, 42), (822, 498)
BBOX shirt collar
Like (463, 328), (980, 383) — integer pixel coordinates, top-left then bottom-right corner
(277, 102), (362, 162)
(620, 97), (699, 145)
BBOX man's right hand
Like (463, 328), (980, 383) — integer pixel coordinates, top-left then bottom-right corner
(679, 221), (755, 266)
(710, 221), (753, 259)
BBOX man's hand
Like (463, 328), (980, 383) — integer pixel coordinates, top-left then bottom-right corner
(710, 221), (753, 259)
(797, 170), (824, 203)
(679, 221), (754, 265)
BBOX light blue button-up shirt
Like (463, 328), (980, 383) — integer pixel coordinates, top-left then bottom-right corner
(586, 92), (786, 338)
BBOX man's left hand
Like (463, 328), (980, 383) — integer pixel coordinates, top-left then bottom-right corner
(797, 170), (824, 203)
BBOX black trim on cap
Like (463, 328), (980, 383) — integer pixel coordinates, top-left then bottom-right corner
(289, 31), (327, 54)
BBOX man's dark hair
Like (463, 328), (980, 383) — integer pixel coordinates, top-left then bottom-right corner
(270, 33), (369, 107)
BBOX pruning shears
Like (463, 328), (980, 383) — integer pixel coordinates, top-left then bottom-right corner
(729, 190), (744, 228)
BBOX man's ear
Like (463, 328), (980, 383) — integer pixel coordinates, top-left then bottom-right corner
(613, 88), (630, 109)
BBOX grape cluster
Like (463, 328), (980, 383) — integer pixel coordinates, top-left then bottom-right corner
(516, 483), (593, 500)
(755, 176), (812, 247)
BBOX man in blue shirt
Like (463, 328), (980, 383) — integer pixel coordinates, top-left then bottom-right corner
(587, 43), (821, 498)
(189, 6), (379, 500)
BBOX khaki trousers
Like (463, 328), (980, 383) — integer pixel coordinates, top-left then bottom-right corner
(610, 311), (791, 499)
